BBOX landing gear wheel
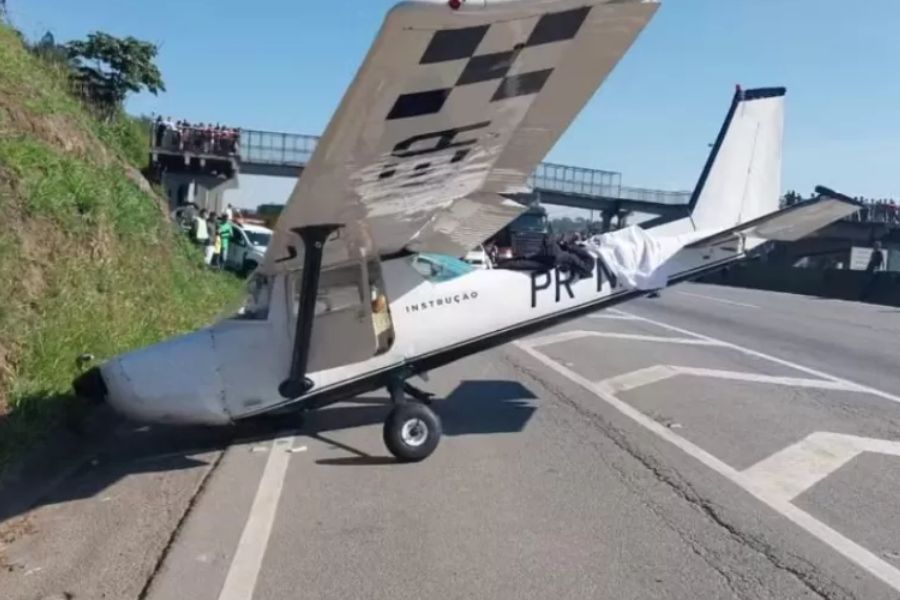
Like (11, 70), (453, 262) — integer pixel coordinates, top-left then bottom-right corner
(383, 402), (442, 462)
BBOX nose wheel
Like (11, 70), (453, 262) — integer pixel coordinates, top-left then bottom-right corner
(383, 377), (442, 462)
(383, 402), (441, 462)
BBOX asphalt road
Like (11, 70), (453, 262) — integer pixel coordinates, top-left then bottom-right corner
(4, 283), (900, 600)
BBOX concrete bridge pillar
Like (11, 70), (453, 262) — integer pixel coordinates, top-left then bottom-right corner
(162, 173), (238, 214)
(601, 208), (616, 233)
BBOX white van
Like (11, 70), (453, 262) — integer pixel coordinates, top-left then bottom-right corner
(463, 244), (493, 270)
(227, 223), (273, 275)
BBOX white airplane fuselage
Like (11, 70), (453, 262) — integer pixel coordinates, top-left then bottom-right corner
(95, 231), (750, 426)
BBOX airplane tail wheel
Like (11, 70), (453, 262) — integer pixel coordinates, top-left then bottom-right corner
(383, 402), (442, 462)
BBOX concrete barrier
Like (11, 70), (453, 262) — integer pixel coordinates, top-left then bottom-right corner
(698, 264), (900, 306)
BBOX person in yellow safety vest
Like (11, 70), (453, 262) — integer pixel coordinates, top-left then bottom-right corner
(212, 226), (221, 268)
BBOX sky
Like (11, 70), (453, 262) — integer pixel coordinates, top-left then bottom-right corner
(7, 0), (900, 210)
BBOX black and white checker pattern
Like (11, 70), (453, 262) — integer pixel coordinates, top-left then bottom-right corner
(386, 6), (591, 121)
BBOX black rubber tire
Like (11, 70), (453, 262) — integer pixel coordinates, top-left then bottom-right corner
(241, 259), (258, 277)
(383, 403), (442, 463)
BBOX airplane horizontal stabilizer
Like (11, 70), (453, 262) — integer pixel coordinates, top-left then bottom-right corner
(687, 187), (862, 248)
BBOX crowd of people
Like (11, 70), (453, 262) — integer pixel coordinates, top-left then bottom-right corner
(850, 198), (900, 224)
(177, 203), (242, 268)
(153, 116), (240, 157)
(783, 191), (899, 225)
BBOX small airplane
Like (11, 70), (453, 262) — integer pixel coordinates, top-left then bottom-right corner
(73, 0), (860, 462)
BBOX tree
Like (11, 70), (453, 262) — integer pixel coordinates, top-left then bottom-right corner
(65, 32), (165, 109)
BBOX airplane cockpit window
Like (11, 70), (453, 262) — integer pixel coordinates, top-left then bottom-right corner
(411, 253), (475, 283)
(293, 257), (395, 371)
(233, 272), (272, 321)
(314, 281), (363, 316)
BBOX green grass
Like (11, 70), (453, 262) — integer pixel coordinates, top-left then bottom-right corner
(0, 26), (88, 123)
(0, 136), (160, 233)
(94, 113), (153, 172)
(0, 24), (244, 469)
(0, 140), (244, 465)
(0, 136), (243, 467)
(0, 26), (152, 173)
(5, 244), (241, 454)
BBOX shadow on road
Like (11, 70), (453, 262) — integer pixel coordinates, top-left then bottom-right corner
(0, 416), (237, 524)
(0, 379), (537, 520)
(311, 379), (538, 466)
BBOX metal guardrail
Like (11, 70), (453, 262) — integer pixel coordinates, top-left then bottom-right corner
(528, 162), (622, 198)
(238, 131), (643, 202)
(240, 130), (318, 166)
(618, 186), (692, 205)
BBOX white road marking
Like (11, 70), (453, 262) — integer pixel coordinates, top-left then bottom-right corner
(527, 330), (721, 349)
(743, 432), (900, 502)
(675, 367), (861, 392)
(525, 330), (595, 347)
(514, 341), (900, 593)
(590, 333), (720, 345)
(218, 433), (295, 600)
(598, 365), (680, 394)
(588, 313), (639, 320)
(598, 365), (860, 395)
(675, 290), (759, 309)
(619, 310), (900, 408)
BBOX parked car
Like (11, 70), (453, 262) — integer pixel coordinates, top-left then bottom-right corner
(464, 244), (493, 269)
(226, 223), (272, 275)
(170, 204), (198, 232)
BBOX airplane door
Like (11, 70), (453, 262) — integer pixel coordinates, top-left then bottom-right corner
(293, 255), (394, 373)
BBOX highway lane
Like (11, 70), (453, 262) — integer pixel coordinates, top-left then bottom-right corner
(5, 283), (900, 600)
(142, 284), (900, 600)
(642, 283), (900, 397)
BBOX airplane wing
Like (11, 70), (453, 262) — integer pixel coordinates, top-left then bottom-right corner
(263, 0), (658, 271)
(687, 187), (863, 248)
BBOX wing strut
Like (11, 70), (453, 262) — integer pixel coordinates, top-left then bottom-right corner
(278, 224), (342, 399)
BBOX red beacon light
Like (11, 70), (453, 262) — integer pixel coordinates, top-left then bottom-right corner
(449, 0), (463, 9)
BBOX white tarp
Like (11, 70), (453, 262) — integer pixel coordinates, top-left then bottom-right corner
(584, 225), (707, 290)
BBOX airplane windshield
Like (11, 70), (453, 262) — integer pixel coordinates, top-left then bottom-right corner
(411, 253), (475, 283)
(511, 213), (548, 233)
(245, 231), (271, 247)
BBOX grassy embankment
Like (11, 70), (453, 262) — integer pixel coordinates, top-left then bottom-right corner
(0, 24), (243, 468)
